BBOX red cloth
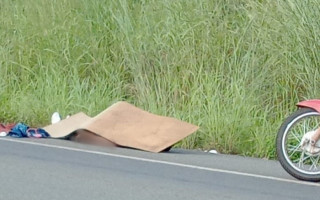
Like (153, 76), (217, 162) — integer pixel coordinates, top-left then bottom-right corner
(0, 123), (16, 133)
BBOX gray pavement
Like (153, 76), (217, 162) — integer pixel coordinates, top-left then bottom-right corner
(0, 138), (319, 200)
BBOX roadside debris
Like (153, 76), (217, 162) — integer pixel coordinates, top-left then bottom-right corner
(0, 123), (16, 134)
(0, 122), (49, 138)
(0, 101), (199, 153)
(0, 132), (7, 137)
(51, 112), (61, 124)
(204, 149), (219, 154)
(43, 101), (199, 152)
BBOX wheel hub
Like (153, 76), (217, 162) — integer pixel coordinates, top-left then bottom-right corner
(300, 130), (320, 155)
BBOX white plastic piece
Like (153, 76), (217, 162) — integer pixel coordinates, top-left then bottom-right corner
(0, 132), (7, 137)
(51, 112), (62, 124)
(205, 149), (219, 154)
(208, 149), (218, 154)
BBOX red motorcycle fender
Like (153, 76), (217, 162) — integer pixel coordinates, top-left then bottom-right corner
(297, 99), (320, 113)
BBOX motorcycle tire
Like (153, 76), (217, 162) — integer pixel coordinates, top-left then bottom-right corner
(276, 108), (320, 182)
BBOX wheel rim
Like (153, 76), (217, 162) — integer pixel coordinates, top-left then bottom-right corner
(282, 111), (320, 175)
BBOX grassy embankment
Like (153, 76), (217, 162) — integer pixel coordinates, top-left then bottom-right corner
(0, 0), (319, 158)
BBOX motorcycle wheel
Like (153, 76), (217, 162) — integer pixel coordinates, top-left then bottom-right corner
(276, 108), (320, 182)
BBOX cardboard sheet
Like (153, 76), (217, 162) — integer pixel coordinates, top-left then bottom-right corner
(43, 101), (199, 152)
(44, 112), (91, 139)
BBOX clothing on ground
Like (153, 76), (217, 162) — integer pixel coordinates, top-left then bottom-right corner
(8, 123), (50, 138)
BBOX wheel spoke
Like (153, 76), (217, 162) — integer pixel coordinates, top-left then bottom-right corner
(298, 152), (312, 168)
(298, 152), (305, 168)
(288, 131), (301, 143)
(292, 158), (300, 163)
(287, 144), (300, 152)
(309, 156), (320, 171)
(287, 144), (302, 158)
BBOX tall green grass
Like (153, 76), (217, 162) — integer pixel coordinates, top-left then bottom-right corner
(0, 0), (319, 158)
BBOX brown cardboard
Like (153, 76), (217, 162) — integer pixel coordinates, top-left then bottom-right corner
(43, 101), (199, 152)
(43, 112), (91, 138)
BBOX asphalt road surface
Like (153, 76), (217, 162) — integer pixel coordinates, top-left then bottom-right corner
(0, 137), (319, 200)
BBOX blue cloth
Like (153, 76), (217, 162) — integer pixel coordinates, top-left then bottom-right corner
(8, 123), (29, 137)
(8, 123), (50, 138)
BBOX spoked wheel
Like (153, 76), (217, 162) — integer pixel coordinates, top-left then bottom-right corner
(276, 108), (320, 182)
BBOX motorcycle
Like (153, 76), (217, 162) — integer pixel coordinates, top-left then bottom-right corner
(276, 99), (320, 182)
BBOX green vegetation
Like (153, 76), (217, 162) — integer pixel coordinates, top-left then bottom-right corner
(0, 0), (319, 158)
